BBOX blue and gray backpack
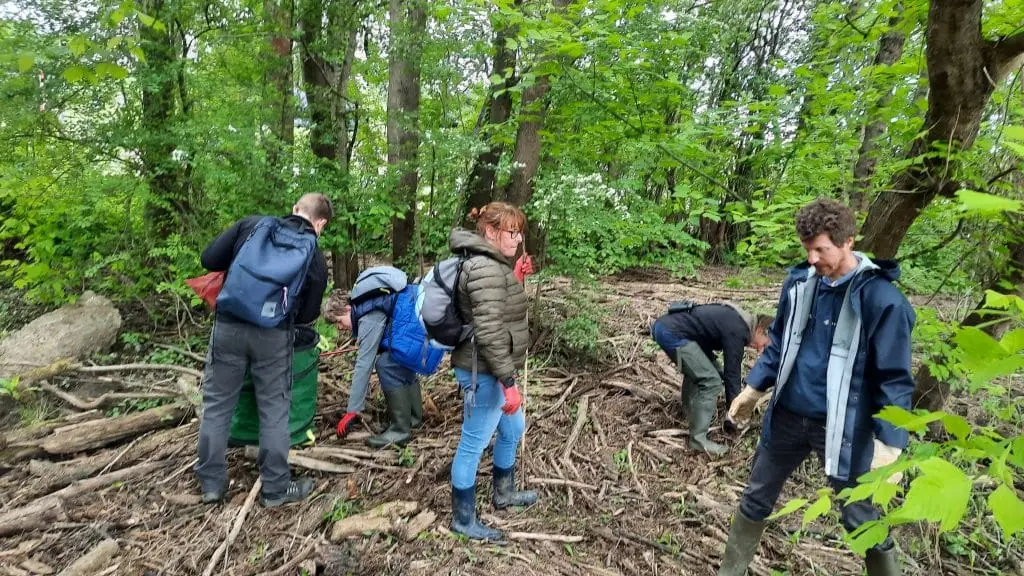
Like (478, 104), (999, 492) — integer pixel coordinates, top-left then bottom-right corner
(350, 266), (445, 375)
(216, 217), (318, 328)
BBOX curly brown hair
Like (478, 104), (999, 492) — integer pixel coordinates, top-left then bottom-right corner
(795, 198), (856, 246)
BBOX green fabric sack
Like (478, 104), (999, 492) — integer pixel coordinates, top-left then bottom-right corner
(229, 327), (320, 447)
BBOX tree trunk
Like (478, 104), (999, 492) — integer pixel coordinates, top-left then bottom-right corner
(913, 239), (1024, 413)
(857, 0), (1024, 259)
(265, 0), (295, 180)
(138, 0), (187, 238)
(334, 25), (361, 290)
(464, 2), (521, 220)
(387, 0), (427, 264)
(301, 1), (360, 290)
(849, 6), (905, 213)
(505, 0), (571, 256)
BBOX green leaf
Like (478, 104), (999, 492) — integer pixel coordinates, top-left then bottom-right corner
(801, 494), (831, 527)
(846, 520), (890, 556)
(889, 457), (970, 532)
(875, 406), (943, 434)
(988, 484), (1024, 539)
(129, 46), (146, 62)
(989, 445), (1014, 486)
(1004, 141), (1024, 159)
(17, 53), (35, 72)
(95, 62), (129, 80)
(136, 10), (166, 31)
(63, 65), (90, 83)
(68, 35), (88, 57)
(954, 327), (1001, 361)
(955, 190), (1022, 216)
(767, 498), (808, 520)
(941, 413), (971, 441)
(1000, 328), (1024, 354)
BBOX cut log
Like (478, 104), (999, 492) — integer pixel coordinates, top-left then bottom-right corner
(57, 539), (118, 576)
(40, 404), (190, 455)
(329, 500), (419, 541)
(0, 461), (162, 538)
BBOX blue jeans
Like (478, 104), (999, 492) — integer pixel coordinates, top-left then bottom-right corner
(741, 405), (892, 550)
(450, 368), (526, 490)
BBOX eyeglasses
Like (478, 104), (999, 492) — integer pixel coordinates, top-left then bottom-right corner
(502, 229), (523, 240)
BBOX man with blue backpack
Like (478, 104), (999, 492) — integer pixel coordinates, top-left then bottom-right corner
(327, 266), (444, 448)
(195, 193), (332, 508)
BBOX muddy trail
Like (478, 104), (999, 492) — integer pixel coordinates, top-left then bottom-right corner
(0, 268), (1012, 576)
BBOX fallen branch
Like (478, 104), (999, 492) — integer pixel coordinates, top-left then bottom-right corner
(560, 395), (589, 463)
(626, 441), (647, 499)
(256, 538), (318, 576)
(77, 363), (203, 380)
(508, 532), (584, 543)
(329, 500), (420, 541)
(288, 453), (355, 474)
(57, 539), (119, 576)
(0, 461), (163, 538)
(38, 381), (178, 411)
(202, 478), (262, 576)
(526, 477), (598, 491)
(151, 343), (207, 364)
(41, 404), (190, 454)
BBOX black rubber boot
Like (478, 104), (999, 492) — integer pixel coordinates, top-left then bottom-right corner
(865, 545), (901, 576)
(367, 387), (412, 449)
(409, 381), (424, 429)
(451, 485), (504, 542)
(689, 382), (728, 456)
(492, 464), (538, 510)
(718, 509), (765, 576)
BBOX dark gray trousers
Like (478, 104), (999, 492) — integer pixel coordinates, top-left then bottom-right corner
(195, 317), (293, 497)
(740, 405), (892, 550)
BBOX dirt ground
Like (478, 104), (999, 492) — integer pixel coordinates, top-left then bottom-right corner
(0, 267), (1019, 576)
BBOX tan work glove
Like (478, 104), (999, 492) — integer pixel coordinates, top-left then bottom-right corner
(870, 438), (903, 484)
(728, 385), (768, 428)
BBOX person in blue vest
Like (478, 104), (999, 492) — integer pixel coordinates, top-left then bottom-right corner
(719, 198), (914, 576)
(195, 193), (332, 508)
(328, 268), (427, 448)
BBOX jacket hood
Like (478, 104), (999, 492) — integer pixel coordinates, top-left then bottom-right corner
(449, 228), (511, 265)
(721, 301), (756, 342)
(786, 252), (901, 286)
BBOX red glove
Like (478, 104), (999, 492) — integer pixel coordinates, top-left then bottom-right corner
(500, 384), (522, 415)
(513, 254), (534, 284)
(336, 412), (359, 437)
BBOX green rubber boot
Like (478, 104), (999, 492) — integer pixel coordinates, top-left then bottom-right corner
(409, 381), (424, 429)
(865, 546), (901, 576)
(718, 509), (765, 576)
(367, 387), (412, 449)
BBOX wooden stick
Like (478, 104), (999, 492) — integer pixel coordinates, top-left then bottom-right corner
(76, 363), (203, 380)
(560, 395), (589, 463)
(626, 441), (647, 500)
(158, 457), (198, 486)
(526, 477), (598, 491)
(0, 461), (162, 538)
(508, 532), (584, 543)
(202, 478), (262, 576)
(287, 453), (354, 474)
(151, 343), (207, 364)
(255, 538), (318, 576)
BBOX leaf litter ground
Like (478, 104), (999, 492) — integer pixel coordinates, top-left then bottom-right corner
(0, 267), (1018, 576)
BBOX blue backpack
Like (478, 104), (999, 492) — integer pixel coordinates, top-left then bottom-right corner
(216, 217), (318, 328)
(384, 285), (445, 375)
(350, 266), (445, 375)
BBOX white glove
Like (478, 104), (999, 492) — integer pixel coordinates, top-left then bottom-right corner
(870, 438), (903, 484)
(728, 386), (768, 428)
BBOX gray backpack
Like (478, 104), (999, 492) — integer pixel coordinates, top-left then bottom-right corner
(419, 255), (474, 349)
